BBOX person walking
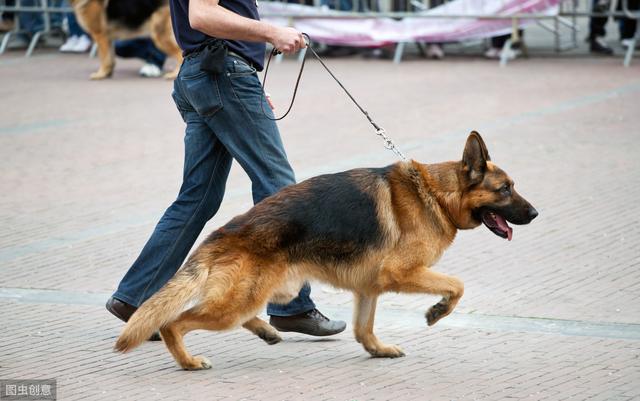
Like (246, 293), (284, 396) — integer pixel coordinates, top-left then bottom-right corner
(105, 0), (346, 339)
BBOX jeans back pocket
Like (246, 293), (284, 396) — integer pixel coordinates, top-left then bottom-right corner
(179, 71), (224, 118)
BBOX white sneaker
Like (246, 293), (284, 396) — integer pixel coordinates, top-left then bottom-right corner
(484, 47), (520, 60)
(59, 35), (78, 52)
(501, 47), (521, 60)
(139, 63), (163, 78)
(70, 35), (92, 53)
(426, 43), (445, 59)
(484, 47), (501, 59)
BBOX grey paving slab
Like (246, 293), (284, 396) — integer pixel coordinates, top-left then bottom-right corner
(1, 48), (639, 400)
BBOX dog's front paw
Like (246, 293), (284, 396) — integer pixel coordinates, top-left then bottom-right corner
(366, 343), (405, 358)
(90, 70), (113, 80)
(181, 356), (212, 370)
(426, 301), (450, 326)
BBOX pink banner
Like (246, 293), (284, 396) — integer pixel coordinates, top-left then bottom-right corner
(261, 0), (560, 46)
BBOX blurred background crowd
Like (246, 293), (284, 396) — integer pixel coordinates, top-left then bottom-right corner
(0, 0), (638, 77)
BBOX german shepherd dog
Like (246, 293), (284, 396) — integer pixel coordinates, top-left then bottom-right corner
(115, 132), (537, 370)
(70, 0), (182, 80)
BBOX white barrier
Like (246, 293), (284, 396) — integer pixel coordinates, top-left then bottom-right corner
(261, 0), (560, 46)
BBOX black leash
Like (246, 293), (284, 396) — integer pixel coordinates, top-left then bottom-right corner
(261, 33), (407, 161)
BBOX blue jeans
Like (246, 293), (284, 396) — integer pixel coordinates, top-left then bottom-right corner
(113, 51), (315, 317)
(18, 0), (62, 34)
(65, 6), (85, 37)
(115, 38), (166, 68)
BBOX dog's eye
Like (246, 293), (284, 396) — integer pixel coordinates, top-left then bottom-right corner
(500, 185), (512, 196)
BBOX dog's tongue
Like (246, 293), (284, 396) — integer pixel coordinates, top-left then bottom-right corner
(495, 214), (513, 241)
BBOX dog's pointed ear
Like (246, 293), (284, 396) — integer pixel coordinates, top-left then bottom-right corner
(462, 131), (491, 185)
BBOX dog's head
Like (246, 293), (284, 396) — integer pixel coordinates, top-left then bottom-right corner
(455, 132), (537, 240)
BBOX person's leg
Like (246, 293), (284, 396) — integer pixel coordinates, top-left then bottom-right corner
(111, 53), (343, 337)
(144, 40), (166, 68)
(616, 0), (637, 40)
(49, 0), (63, 29)
(589, 0), (609, 39)
(4, 0), (16, 20)
(19, 0), (44, 35)
(200, 55), (344, 335)
(115, 38), (166, 68)
(490, 34), (510, 49)
(114, 38), (144, 59)
(267, 283), (314, 316)
(60, 4), (92, 52)
(112, 70), (233, 308)
(619, 18), (636, 40)
(0, 0), (16, 31)
(588, 0), (615, 54)
(486, 33), (522, 59)
(67, 9), (85, 37)
(201, 55), (317, 316)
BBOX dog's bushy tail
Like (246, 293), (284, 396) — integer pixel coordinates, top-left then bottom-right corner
(114, 261), (208, 353)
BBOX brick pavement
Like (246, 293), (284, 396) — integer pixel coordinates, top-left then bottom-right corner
(1, 49), (640, 400)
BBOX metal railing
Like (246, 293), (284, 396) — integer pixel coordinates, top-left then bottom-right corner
(0, 0), (69, 56)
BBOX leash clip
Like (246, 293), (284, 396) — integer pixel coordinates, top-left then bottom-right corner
(375, 127), (407, 161)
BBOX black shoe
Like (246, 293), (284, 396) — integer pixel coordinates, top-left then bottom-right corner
(105, 296), (162, 341)
(269, 309), (346, 337)
(105, 297), (136, 322)
(590, 36), (614, 55)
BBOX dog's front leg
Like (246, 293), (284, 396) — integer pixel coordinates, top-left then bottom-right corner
(384, 267), (464, 326)
(353, 293), (405, 358)
(242, 316), (282, 345)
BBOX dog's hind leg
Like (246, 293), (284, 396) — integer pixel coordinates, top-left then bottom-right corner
(384, 267), (464, 327)
(353, 294), (405, 358)
(160, 262), (284, 369)
(242, 317), (282, 345)
(160, 315), (212, 371)
(161, 304), (259, 370)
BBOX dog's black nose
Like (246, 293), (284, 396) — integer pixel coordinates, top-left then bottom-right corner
(528, 207), (539, 220)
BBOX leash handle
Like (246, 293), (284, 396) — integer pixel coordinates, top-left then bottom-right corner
(260, 36), (309, 121)
(261, 33), (407, 161)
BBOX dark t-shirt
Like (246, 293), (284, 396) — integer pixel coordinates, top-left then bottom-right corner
(169, 0), (266, 70)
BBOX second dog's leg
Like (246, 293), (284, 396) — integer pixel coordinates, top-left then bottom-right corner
(354, 294), (405, 358)
(90, 33), (114, 80)
(242, 316), (282, 345)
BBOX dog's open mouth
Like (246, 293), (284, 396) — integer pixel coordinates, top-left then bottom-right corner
(481, 210), (513, 241)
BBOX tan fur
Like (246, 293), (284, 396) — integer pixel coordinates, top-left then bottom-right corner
(70, 0), (182, 80)
(115, 132), (536, 370)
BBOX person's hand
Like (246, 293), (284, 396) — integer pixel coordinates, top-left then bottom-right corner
(265, 92), (275, 110)
(269, 26), (306, 54)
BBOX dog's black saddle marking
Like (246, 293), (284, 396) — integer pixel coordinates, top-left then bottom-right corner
(216, 167), (392, 266)
(279, 168), (388, 265)
(106, 0), (165, 30)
